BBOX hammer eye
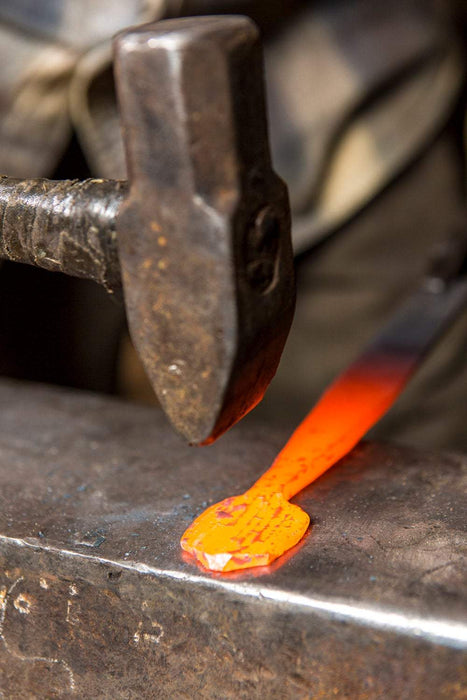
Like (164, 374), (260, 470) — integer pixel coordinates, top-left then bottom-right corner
(246, 205), (281, 294)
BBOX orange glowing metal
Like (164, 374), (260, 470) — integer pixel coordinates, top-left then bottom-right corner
(182, 243), (467, 573)
(181, 348), (417, 573)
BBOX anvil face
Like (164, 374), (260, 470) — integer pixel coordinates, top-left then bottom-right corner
(0, 380), (465, 697)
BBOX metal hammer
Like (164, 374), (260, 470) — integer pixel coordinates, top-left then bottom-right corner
(0, 16), (295, 445)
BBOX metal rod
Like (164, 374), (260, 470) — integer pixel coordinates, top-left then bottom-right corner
(0, 176), (127, 295)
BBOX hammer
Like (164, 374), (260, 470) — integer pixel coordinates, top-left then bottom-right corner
(0, 16), (295, 445)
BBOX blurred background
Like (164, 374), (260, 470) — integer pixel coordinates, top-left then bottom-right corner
(0, 0), (466, 450)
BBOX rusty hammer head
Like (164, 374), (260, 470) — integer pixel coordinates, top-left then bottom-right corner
(113, 16), (295, 445)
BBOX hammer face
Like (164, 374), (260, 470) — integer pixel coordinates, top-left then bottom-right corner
(114, 16), (295, 445)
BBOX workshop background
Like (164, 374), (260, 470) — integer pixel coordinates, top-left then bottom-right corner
(0, 0), (466, 451)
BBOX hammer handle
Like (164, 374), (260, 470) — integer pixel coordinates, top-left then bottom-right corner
(0, 177), (127, 296)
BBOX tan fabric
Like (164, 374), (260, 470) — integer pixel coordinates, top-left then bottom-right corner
(264, 0), (464, 250)
(0, 0), (167, 176)
(0, 0), (162, 50)
(0, 25), (75, 176)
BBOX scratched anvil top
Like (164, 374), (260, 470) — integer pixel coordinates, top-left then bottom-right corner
(0, 379), (466, 698)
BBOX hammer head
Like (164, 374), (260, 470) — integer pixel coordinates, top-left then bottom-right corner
(114, 16), (295, 445)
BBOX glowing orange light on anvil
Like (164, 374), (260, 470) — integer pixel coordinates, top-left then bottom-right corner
(181, 348), (418, 573)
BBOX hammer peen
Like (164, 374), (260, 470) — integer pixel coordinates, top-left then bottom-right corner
(0, 16), (295, 446)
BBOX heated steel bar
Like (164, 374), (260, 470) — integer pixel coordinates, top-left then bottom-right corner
(182, 259), (467, 572)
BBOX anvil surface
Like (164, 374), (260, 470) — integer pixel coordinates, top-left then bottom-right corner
(0, 380), (465, 699)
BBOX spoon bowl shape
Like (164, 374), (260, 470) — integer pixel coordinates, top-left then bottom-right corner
(181, 491), (310, 572)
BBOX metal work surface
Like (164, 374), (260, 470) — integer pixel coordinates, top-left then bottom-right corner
(0, 380), (465, 698)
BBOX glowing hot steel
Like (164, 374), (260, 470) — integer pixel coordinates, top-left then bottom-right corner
(181, 277), (467, 573)
(181, 349), (416, 573)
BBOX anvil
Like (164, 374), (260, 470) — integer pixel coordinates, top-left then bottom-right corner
(0, 380), (465, 698)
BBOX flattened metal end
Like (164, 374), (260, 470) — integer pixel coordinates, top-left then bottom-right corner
(114, 15), (258, 54)
(114, 16), (295, 444)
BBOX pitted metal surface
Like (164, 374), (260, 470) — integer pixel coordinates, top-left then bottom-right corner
(0, 380), (465, 698)
(0, 17), (296, 446)
(0, 177), (125, 295)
